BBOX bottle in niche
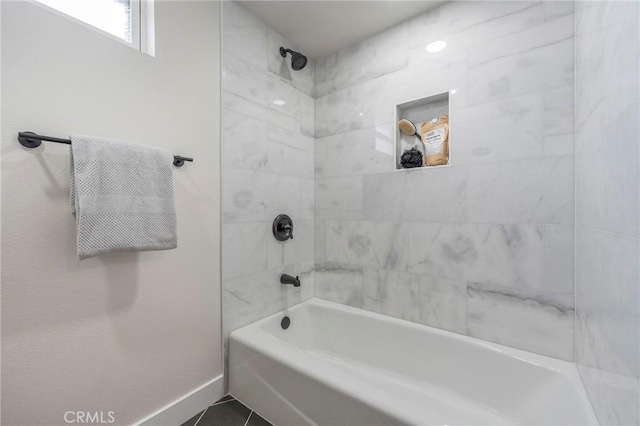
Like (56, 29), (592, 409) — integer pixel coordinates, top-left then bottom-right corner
(421, 115), (449, 166)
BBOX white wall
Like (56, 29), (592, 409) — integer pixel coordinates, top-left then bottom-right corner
(574, 1), (640, 424)
(1, 1), (222, 425)
(314, 1), (576, 361)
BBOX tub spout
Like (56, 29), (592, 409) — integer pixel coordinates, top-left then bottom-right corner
(281, 274), (300, 287)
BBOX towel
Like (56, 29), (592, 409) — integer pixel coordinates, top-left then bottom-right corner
(70, 135), (178, 259)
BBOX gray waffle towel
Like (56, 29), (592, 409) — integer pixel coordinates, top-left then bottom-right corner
(70, 135), (178, 259)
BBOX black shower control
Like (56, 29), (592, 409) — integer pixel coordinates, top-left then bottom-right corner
(273, 214), (294, 241)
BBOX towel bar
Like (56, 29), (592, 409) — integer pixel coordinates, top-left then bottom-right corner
(18, 131), (194, 167)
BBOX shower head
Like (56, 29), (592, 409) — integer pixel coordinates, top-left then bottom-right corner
(280, 47), (308, 71)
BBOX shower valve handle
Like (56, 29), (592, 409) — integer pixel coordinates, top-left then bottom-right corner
(280, 223), (293, 239)
(273, 214), (294, 241)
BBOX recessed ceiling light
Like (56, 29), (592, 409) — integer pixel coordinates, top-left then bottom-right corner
(426, 40), (447, 53)
(450, 89), (457, 94)
(273, 99), (286, 106)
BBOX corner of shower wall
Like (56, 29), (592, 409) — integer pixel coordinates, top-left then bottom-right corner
(220, 1), (316, 386)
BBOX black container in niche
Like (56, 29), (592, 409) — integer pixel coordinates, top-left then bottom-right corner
(281, 316), (291, 330)
(400, 147), (423, 168)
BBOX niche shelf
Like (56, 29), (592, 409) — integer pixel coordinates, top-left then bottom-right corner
(394, 91), (451, 171)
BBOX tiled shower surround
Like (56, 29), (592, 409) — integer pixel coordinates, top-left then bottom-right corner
(223, 0), (579, 370)
(221, 1), (640, 422)
(315, 1), (576, 361)
(223, 0), (575, 356)
(574, 1), (640, 424)
(222, 2), (315, 337)
(223, 1), (640, 421)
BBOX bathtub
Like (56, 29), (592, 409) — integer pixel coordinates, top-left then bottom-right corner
(229, 298), (598, 426)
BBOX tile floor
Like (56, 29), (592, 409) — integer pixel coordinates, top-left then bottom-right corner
(181, 395), (273, 426)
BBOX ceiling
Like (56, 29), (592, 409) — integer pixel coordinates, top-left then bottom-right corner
(240, 1), (443, 59)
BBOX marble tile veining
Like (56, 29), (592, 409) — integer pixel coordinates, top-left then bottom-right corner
(267, 139), (314, 179)
(363, 269), (422, 323)
(543, 133), (574, 158)
(466, 12), (573, 68)
(222, 222), (268, 280)
(316, 125), (394, 178)
(315, 176), (364, 220)
(223, 169), (314, 222)
(223, 89), (310, 138)
(314, 21), (409, 97)
(453, 92), (544, 164)
(222, 1), (315, 353)
(467, 282), (574, 360)
(314, 262), (364, 308)
(575, 228), (639, 378)
(223, 2), (267, 70)
(542, 224), (574, 295)
(363, 270), (469, 335)
(406, 1), (539, 52)
(363, 167), (468, 223)
(407, 223), (543, 290)
(420, 275), (468, 334)
(325, 220), (410, 272)
(223, 110), (268, 171)
(465, 156), (574, 225)
(574, 0), (640, 423)
(576, 101), (640, 238)
(543, 1), (574, 22)
(313, 0), (577, 367)
(577, 364), (639, 426)
(467, 37), (573, 106)
(544, 85), (575, 137)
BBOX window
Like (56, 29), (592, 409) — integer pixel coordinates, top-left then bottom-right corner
(35, 0), (154, 54)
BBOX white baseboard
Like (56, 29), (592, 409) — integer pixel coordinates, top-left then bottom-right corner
(135, 375), (225, 426)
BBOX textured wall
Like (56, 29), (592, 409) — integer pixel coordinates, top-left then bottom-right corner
(314, 1), (576, 361)
(575, 1), (640, 424)
(221, 2), (315, 340)
(1, 2), (222, 425)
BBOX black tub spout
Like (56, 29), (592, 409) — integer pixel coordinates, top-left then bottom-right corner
(281, 274), (300, 287)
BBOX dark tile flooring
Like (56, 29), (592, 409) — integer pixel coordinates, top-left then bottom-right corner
(181, 395), (273, 426)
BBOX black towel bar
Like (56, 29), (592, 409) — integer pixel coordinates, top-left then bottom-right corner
(18, 131), (194, 167)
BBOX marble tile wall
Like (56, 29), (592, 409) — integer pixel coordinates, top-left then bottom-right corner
(315, 1), (576, 361)
(574, 1), (640, 424)
(222, 1), (315, 341)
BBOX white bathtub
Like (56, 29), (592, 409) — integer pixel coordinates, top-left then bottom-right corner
(229, 298), (597, 426)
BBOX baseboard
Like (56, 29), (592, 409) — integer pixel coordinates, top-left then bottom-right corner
(135, 375), (225, 426)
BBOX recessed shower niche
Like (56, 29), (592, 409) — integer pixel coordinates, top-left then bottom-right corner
(395, 91), (451, 171)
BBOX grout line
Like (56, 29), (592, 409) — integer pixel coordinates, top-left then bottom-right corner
(540, 224), (545, 293)
(576, 224), (640, 241)
(573, 3), (578, 365)
(243, 411), (253, 426)
(210, 398), (235, 408)
(192, 407), (208, 426)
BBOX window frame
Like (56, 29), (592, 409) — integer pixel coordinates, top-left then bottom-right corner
(31, 0), (153, 54)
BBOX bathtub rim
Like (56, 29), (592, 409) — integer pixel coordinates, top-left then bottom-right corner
(229, 297), (599, 425)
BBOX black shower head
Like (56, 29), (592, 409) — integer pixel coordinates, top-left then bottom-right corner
(280, 47), (308, 71)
